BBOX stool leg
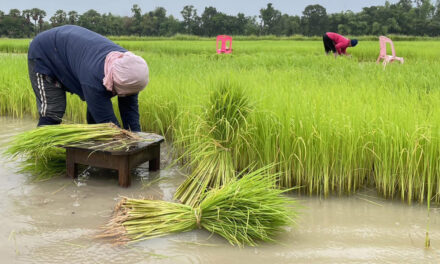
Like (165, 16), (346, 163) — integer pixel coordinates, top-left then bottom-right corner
(118, 156), (130, 187)
(66, 149), (78, 178)
(149, 145), (160, 171)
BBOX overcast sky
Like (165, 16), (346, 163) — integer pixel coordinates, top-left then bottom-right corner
(2, 0), (400, 19)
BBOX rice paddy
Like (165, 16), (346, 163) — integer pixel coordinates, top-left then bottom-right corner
(0, 117), (437, 263)
(1, 38), (440, 205)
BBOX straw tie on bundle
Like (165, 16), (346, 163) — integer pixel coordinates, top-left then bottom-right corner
(193, 208), (202, 229)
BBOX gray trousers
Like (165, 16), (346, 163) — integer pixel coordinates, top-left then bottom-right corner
(28, 59), (66, 125)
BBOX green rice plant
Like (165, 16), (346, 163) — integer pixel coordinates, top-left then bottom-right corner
(5, 123), (141, 180)
(99, 166), (298, 247)
(173, 81), (254, 206)
(0, 38), (30, 53)
(1, 39), (440, 204)
(0, 54), (38, 118)
(138, 94), (178, 139)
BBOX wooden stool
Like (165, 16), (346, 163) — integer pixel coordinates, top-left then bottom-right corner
(63, 132), (164, 187)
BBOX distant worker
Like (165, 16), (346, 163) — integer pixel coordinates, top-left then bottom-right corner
(323, 32), (358, 57)
(28, 25), (149, 132)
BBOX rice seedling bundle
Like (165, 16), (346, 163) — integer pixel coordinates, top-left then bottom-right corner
(6, 123), (141, 180)
(99, 167), (297, 247)
(174, 82), (254, 206)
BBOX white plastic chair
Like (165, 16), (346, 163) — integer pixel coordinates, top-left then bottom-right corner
(376, 36), (404, 66)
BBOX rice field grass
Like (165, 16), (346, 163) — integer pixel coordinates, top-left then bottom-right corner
(1, 38), (440, 204)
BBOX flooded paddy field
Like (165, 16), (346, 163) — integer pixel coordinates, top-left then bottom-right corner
(0, 116), (439, 264)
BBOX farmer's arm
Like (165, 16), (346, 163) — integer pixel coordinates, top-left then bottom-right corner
(82, 84), (121, 126)
(118, 94), (141, 132)
(341, 47), (348, 55)
(335, 42), (344, 55)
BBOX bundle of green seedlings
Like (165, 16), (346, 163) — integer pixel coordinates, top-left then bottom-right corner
(99, 166), (297, 247)
(174, 81), (254, 206)
(6, 123), (142, 180)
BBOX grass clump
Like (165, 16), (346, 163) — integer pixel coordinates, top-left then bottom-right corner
(174, 81), (253, 206)
(99, 167), (298, 247)
(5, 123), (141, 180)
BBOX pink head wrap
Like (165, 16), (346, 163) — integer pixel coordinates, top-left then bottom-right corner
(103, 51), (149, 96)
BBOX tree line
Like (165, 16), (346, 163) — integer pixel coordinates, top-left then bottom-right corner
(1, 1), (440, 38)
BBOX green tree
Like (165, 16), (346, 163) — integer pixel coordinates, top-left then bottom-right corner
(162, 15), (182, 36)
(78, 9), (102, 33)
(201, 6), (218, 36)
(181, 5), (200, 35)
(328, 12), (349, 32)
(259, 3), (281, 35)
(141, 7), (168, 36)
(301, 4), (328, 36)
(398, 0), (413, 11)
(38, 11), (47, 32)
(68, 11), (79, 24)
(29, 8), (46, 34)
(279, 15), (300, 36)
(101, 13), (125, 35)
(241, 15), (259, 35)
(3, 2), (440, 37)
(22, 9), (32, 23)
(435, 0), (440, 16)
(413, 0), (435, 34)
(235, 13), (249, 35)
(0, 10), (33, 37)
(9, 9), (21, 17)
(50, 9), (67, 27)
(131, 4), (142, 35)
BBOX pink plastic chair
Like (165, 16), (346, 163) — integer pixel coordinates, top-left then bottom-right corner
(376, 36), (404, 66)
(216, 35), (232, 54)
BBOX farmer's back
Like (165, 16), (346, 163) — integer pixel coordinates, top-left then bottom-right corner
(28, 25), (126, 99)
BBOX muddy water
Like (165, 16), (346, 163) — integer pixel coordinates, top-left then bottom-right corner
(0, 116), (439, 264)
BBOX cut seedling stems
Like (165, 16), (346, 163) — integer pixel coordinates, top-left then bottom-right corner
(99, 166), (298, 247)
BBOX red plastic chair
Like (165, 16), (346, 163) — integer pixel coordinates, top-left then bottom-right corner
(376, 36), (404, 66)
(216, 35), (232, 54)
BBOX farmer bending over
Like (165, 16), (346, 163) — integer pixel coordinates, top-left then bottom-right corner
(28, 25), (149, 132)
(323, 32), (358, 57)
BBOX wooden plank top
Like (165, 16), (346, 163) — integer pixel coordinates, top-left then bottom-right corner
(62, 132), (164, 156)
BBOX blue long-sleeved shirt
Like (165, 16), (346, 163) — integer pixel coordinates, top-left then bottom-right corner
(28, 25), (141, 131)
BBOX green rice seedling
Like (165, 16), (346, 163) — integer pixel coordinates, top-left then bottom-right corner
(5, 123), (141, 180)
(0, 38), (30, 53)
(138, 94), (178, 139)
(0, 54), (38, 119)
(99, 166), (298, 247)
(174, 81), (254, 206)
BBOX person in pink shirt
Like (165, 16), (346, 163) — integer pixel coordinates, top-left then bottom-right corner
(323, 32), (358, 57)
